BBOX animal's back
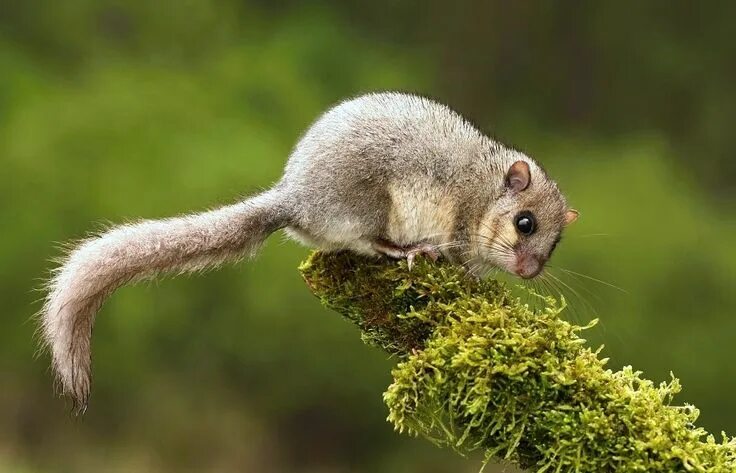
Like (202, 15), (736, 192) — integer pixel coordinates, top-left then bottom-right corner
(283, 92), (491, 183)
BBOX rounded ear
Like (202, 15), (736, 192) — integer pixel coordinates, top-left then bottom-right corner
(505, 161), (531, 192)
(564, 209), (579, 226)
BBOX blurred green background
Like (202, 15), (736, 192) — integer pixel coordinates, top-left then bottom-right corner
(1, 1), (735, 472)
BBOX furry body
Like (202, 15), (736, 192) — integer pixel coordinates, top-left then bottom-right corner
(41, 92), (575, 409)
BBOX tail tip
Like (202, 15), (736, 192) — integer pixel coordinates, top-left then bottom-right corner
(53, 357), (92, 416)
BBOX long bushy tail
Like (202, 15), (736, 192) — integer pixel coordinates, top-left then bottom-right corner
(40, 188), (291, 411)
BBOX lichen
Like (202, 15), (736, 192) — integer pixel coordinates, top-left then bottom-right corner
(299, 251), (736, 473)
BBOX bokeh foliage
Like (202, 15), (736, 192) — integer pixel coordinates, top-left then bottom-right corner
(1, 1), (734, 472)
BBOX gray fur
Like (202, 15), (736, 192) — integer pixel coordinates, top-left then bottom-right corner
(41, 92), (574, 409)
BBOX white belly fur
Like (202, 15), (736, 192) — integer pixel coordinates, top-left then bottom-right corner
(386, 182), (456, 246)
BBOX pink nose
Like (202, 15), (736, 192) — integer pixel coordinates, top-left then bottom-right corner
(515, 254), (543, 279)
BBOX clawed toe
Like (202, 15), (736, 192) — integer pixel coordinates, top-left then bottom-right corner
(406, 244), (440, 271)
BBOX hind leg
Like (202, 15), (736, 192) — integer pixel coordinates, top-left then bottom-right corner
(371, 238), (440, 270)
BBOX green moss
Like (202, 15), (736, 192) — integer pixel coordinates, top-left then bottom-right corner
(300, 251), (736, 472)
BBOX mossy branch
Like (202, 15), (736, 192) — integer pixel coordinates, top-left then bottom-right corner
(299, 251), (736, 473)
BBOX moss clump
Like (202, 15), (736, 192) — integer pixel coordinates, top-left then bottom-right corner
(299, 251), (736, 473)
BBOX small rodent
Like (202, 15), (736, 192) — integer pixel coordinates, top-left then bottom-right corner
(41, 92), (578, 409)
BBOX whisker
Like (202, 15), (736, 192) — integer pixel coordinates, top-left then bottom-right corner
(551, 267), (628, 294)
(544, 270), (600, 322)
(556, 269), (607, 305)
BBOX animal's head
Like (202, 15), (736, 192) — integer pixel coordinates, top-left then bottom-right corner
(477, 158), (577, 278)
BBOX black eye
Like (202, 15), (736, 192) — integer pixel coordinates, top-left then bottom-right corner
(515, 212), (536, 235)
